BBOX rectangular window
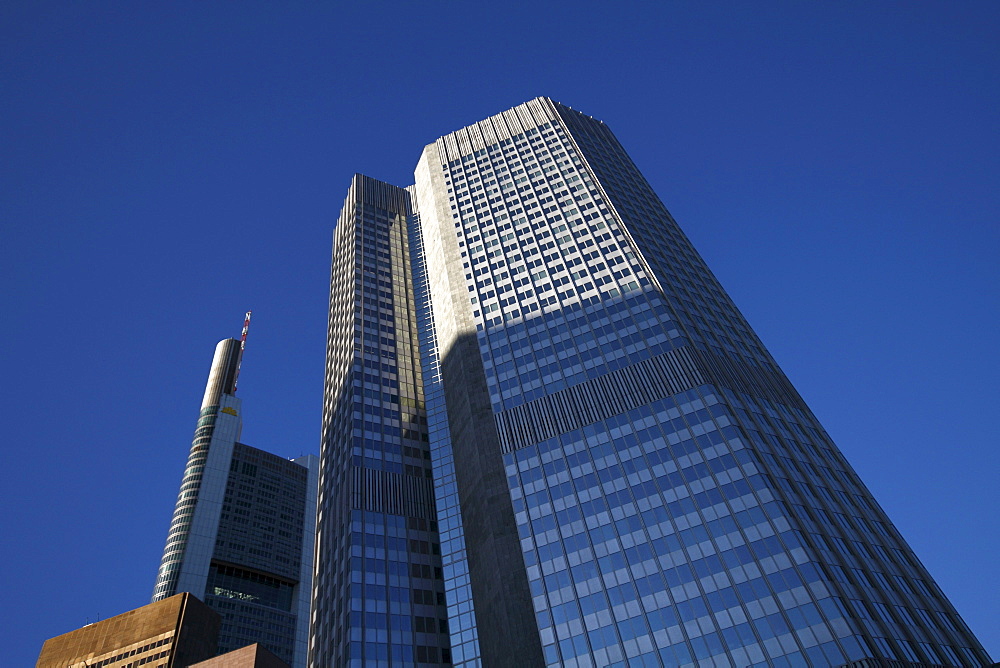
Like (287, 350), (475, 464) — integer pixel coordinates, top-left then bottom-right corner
(872, 637), (896, 660)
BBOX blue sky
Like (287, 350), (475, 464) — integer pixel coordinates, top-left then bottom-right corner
(3, 2), (997, 663)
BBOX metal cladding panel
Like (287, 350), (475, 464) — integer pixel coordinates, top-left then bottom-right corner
(202, 339), (241, 409)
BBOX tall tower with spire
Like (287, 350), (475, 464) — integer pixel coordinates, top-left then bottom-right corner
(152, 318), (318, 668)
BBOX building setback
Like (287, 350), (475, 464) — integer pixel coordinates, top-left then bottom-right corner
(152, 334), (318, 668)
(312, 98), (991, 667)
(37, 593), (219, 668)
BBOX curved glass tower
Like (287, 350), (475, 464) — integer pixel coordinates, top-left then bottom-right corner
(154, 338), (244, 602)
(153, 335), (318, 667)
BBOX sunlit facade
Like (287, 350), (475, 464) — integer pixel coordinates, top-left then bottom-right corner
(314, 98), (990, 667)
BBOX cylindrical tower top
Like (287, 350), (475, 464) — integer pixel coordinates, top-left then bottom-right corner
(201, 338), (241, 409)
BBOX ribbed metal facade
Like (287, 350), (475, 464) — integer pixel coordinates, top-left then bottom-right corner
(494, 346), (706, 454)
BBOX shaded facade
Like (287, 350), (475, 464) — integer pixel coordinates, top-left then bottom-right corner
(315, 99), (991, 667)
(37, 592), (219, 668)
(311, 177), (451, 667)
(152, 337), (318, 668)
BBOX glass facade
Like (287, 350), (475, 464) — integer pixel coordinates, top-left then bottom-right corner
(316, 99), (991, 667)
(206, 443), (313, 664)
(312, 176), (451, 667)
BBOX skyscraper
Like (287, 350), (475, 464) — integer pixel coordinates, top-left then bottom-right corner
(314, 98), (990, 667)
(153, 330), (319, 668)
(313, 177), (453, 667)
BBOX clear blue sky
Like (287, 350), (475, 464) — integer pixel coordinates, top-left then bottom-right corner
(3, 2), (997, 664)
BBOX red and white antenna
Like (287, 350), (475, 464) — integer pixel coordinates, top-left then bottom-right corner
(233, 310), (252, 393)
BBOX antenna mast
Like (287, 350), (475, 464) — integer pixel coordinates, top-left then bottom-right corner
(234, 310), (252, 393)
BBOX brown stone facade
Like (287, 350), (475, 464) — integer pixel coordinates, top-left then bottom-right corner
(189, 643), (290, 668)
(36, 593), (219, 668)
